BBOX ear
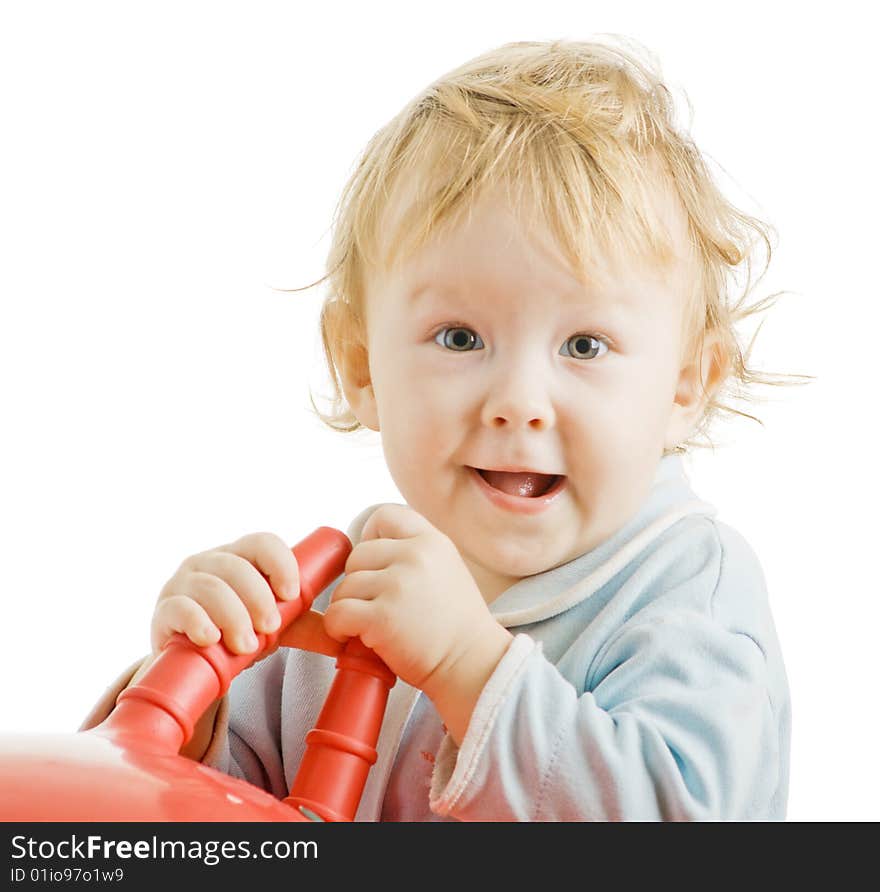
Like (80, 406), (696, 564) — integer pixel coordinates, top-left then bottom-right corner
(336, 335), (381, 432)
(664, 330), (728, 450)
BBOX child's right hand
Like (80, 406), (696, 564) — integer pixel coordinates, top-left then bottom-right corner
(135, 531), (339, 763)
(151, 532), (302, 657)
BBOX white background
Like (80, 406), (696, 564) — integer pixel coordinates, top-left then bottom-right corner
(1, 1), (876, 821)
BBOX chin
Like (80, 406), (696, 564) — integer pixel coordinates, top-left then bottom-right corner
(463, 535), (564, 580)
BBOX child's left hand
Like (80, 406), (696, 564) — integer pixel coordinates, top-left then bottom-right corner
(322, 504), (508, 696)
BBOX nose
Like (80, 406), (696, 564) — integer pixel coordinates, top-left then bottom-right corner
(480, 365), (557, 431)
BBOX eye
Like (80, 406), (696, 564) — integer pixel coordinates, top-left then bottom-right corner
(434, 326), (485, 352)
(560, 333), (609, 361)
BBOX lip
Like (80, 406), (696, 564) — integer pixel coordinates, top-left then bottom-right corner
(477, 465), (559, 475)
(466, 466), (567, 515)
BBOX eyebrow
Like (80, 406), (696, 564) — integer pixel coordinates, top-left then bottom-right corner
(406, 282), (633, 318)
(407, 284), (449, 304)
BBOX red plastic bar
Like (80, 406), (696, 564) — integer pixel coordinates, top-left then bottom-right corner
(285, 638), (396, 822)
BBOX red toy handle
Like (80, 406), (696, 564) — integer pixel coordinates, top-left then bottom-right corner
(98, 526), (396, 821)
(285, 637), (396, 822)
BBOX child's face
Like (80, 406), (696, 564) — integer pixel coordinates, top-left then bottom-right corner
(346, 185), (704, 602)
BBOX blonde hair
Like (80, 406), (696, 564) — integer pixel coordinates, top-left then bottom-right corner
(284, 36), (811, 452)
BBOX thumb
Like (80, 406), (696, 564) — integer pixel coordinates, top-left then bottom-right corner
(277, 608), (344, 658)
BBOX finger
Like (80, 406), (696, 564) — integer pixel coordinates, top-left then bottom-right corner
(151, 595), (221, 653)
(359, 504), (433, 543)
(330, 569), (387, 604)
(221, 532), (300, 602)
(322, 598), (376, 645)
(344, 538), (401, 575)
(184, 550), (282, 635)
(160, 572), (259, 654)
(276, 609), (343, 658)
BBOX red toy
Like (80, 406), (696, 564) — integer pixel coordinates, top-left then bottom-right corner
(0, 527), (396, 822)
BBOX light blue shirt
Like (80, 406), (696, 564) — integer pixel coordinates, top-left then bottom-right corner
(210, 454), (790, 821)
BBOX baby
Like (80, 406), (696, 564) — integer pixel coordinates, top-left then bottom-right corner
(84, 37), (792, 820)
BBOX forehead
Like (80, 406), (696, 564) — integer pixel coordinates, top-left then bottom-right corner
(365, 151), (696, 311)
(369, 167), (695, 318)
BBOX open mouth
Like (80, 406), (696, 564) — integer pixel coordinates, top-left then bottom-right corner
(471, 467), (564, 499)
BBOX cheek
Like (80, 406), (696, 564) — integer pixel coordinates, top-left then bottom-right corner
(374, 359), (464, 476)
(563, 365), (675, 462)
(379, 353), (470, 426)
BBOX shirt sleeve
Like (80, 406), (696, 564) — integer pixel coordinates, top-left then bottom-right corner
(78, 658), (146, 731)
(429, 594), (779, 821)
